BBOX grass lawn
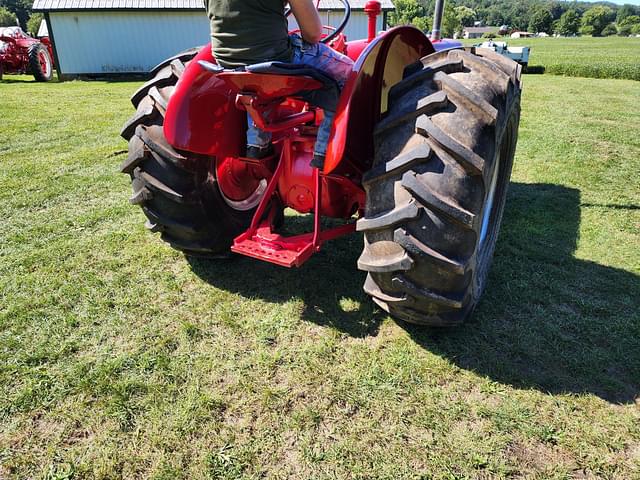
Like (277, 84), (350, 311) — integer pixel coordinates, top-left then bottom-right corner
(462, 36), (640, 81)
(0, 72), (639, 479)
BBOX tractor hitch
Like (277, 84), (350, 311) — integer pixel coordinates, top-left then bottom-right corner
(231, 136), (357, 268)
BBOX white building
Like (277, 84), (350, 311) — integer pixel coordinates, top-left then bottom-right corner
(462, 26), (499, 39)
(510, 31), (534, 39)
(33, 0), (394, 78)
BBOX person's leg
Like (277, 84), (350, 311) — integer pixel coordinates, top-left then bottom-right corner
(246, 112), (273, 159)
(290, 36), (354, 167)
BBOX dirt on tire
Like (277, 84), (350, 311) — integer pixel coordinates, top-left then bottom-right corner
(357, 47), (522, 327)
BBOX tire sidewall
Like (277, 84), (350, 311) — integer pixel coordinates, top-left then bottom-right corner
(29, 43), (52, 82)
(472, 98), (520, 302)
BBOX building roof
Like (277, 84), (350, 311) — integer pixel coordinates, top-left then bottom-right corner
(34, 0), (394, 11)
(463, 26), (499, 33)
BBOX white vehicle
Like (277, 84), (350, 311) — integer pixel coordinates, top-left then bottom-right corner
(476, 40), (530, 68)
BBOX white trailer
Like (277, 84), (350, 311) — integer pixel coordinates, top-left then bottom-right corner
(476, 40), (530, 67)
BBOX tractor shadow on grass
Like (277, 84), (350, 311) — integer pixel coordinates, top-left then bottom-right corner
(189, 182), (640, 403)
(187, 216), (383, 338)
(405, 182), (640, 404)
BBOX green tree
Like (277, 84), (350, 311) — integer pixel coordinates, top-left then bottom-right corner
(0, 0), (32, 29)
(616, 4), (638, 23)
(579, 24), (594, 36)
(556, 9), (580, 36)
(549, 1), (566, 20)
(441, 3), (461, 37)
(412, 15), (431, 32)
(0, 6), (17, 26)
(27, 13), (43, 36)
(618, 15), (640, 36)
(581, 6), (614, 36)
(601, 22), (617, 36)
(529, 7), (553, 34)
(455, 6), (476, 28)
(388, 0), (428, 28)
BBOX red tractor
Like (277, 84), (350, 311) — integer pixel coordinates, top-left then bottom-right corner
(0, 26), (54, 81)
(121, 0), (522, 327)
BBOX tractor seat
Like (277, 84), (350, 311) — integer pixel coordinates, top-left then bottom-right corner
(200, 60), (340, 111)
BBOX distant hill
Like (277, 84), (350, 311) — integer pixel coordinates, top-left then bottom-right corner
(402, 0), (631, 32)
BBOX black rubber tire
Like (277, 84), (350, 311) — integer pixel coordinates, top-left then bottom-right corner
(357, 47), (522, 327)
(28, 43), (52, 82)
(120, 54), (256, 257)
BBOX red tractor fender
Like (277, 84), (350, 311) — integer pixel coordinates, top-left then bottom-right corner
(325, 26), (434, 174)
(163, 26), (434, 171)
(163, 46), (245, 159)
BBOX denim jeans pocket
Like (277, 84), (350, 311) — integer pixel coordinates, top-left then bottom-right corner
(290, 33), (318, 60)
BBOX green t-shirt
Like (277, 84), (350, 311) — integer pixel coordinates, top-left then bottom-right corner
(205, 0), (292, 68)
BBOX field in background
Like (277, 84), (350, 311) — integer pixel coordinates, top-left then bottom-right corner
(463, 36), (640, 80)
(1, 72), (639, 478)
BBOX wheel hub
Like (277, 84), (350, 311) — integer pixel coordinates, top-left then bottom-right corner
(216, 156), (268, 211)
(38, 51), (50, 77)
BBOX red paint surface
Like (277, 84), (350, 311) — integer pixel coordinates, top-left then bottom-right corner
(164, 47), (244, 158)
(324, 26), (434, 174)
(162, 28), (433, 266)
(364, 0), (382, 42)
(0, 27), (54, 74)
(220, 71), (323, 99)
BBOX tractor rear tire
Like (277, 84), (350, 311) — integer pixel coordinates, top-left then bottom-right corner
(358, 47), (522, 327)
(120, 53), (256, 257)
(29, 43), (53, 82)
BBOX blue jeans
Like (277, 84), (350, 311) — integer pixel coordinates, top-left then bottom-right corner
(247, 34), (354, 157)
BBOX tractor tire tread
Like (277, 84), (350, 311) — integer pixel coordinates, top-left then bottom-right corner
(401, 170), (475, 228)
(415, 115), (485, 175)
(28, 42), (52, 82)
(432, 71), (498, 125)
(391, 56), (464, 101)
(375, 91), (449, 137)
(359, 47), (521, 326)
(131, 51), (193, 108)
(363, 143), (432, 186)
(356, 201), (420, 232)
(393, 228), (465, 275)
(121, 52), (256, 257)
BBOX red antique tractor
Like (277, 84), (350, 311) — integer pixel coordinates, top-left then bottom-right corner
(121, 0), (522, 327)
(0, 26), (54, 81)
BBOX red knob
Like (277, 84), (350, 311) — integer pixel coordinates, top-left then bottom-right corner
(364, 0), (381, 15)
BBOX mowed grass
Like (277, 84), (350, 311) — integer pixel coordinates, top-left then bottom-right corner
(463, 36), (640, 80)
(1, 72), (639, 479)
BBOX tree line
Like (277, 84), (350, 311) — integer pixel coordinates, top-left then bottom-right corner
(2, 0), (640, 38)
(389, 0), (640, 37)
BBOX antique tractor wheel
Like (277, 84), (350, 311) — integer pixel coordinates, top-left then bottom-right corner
(120, 52), (259, 257)
(29, 43), (53, 82)
(358, 48), (522, 327)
